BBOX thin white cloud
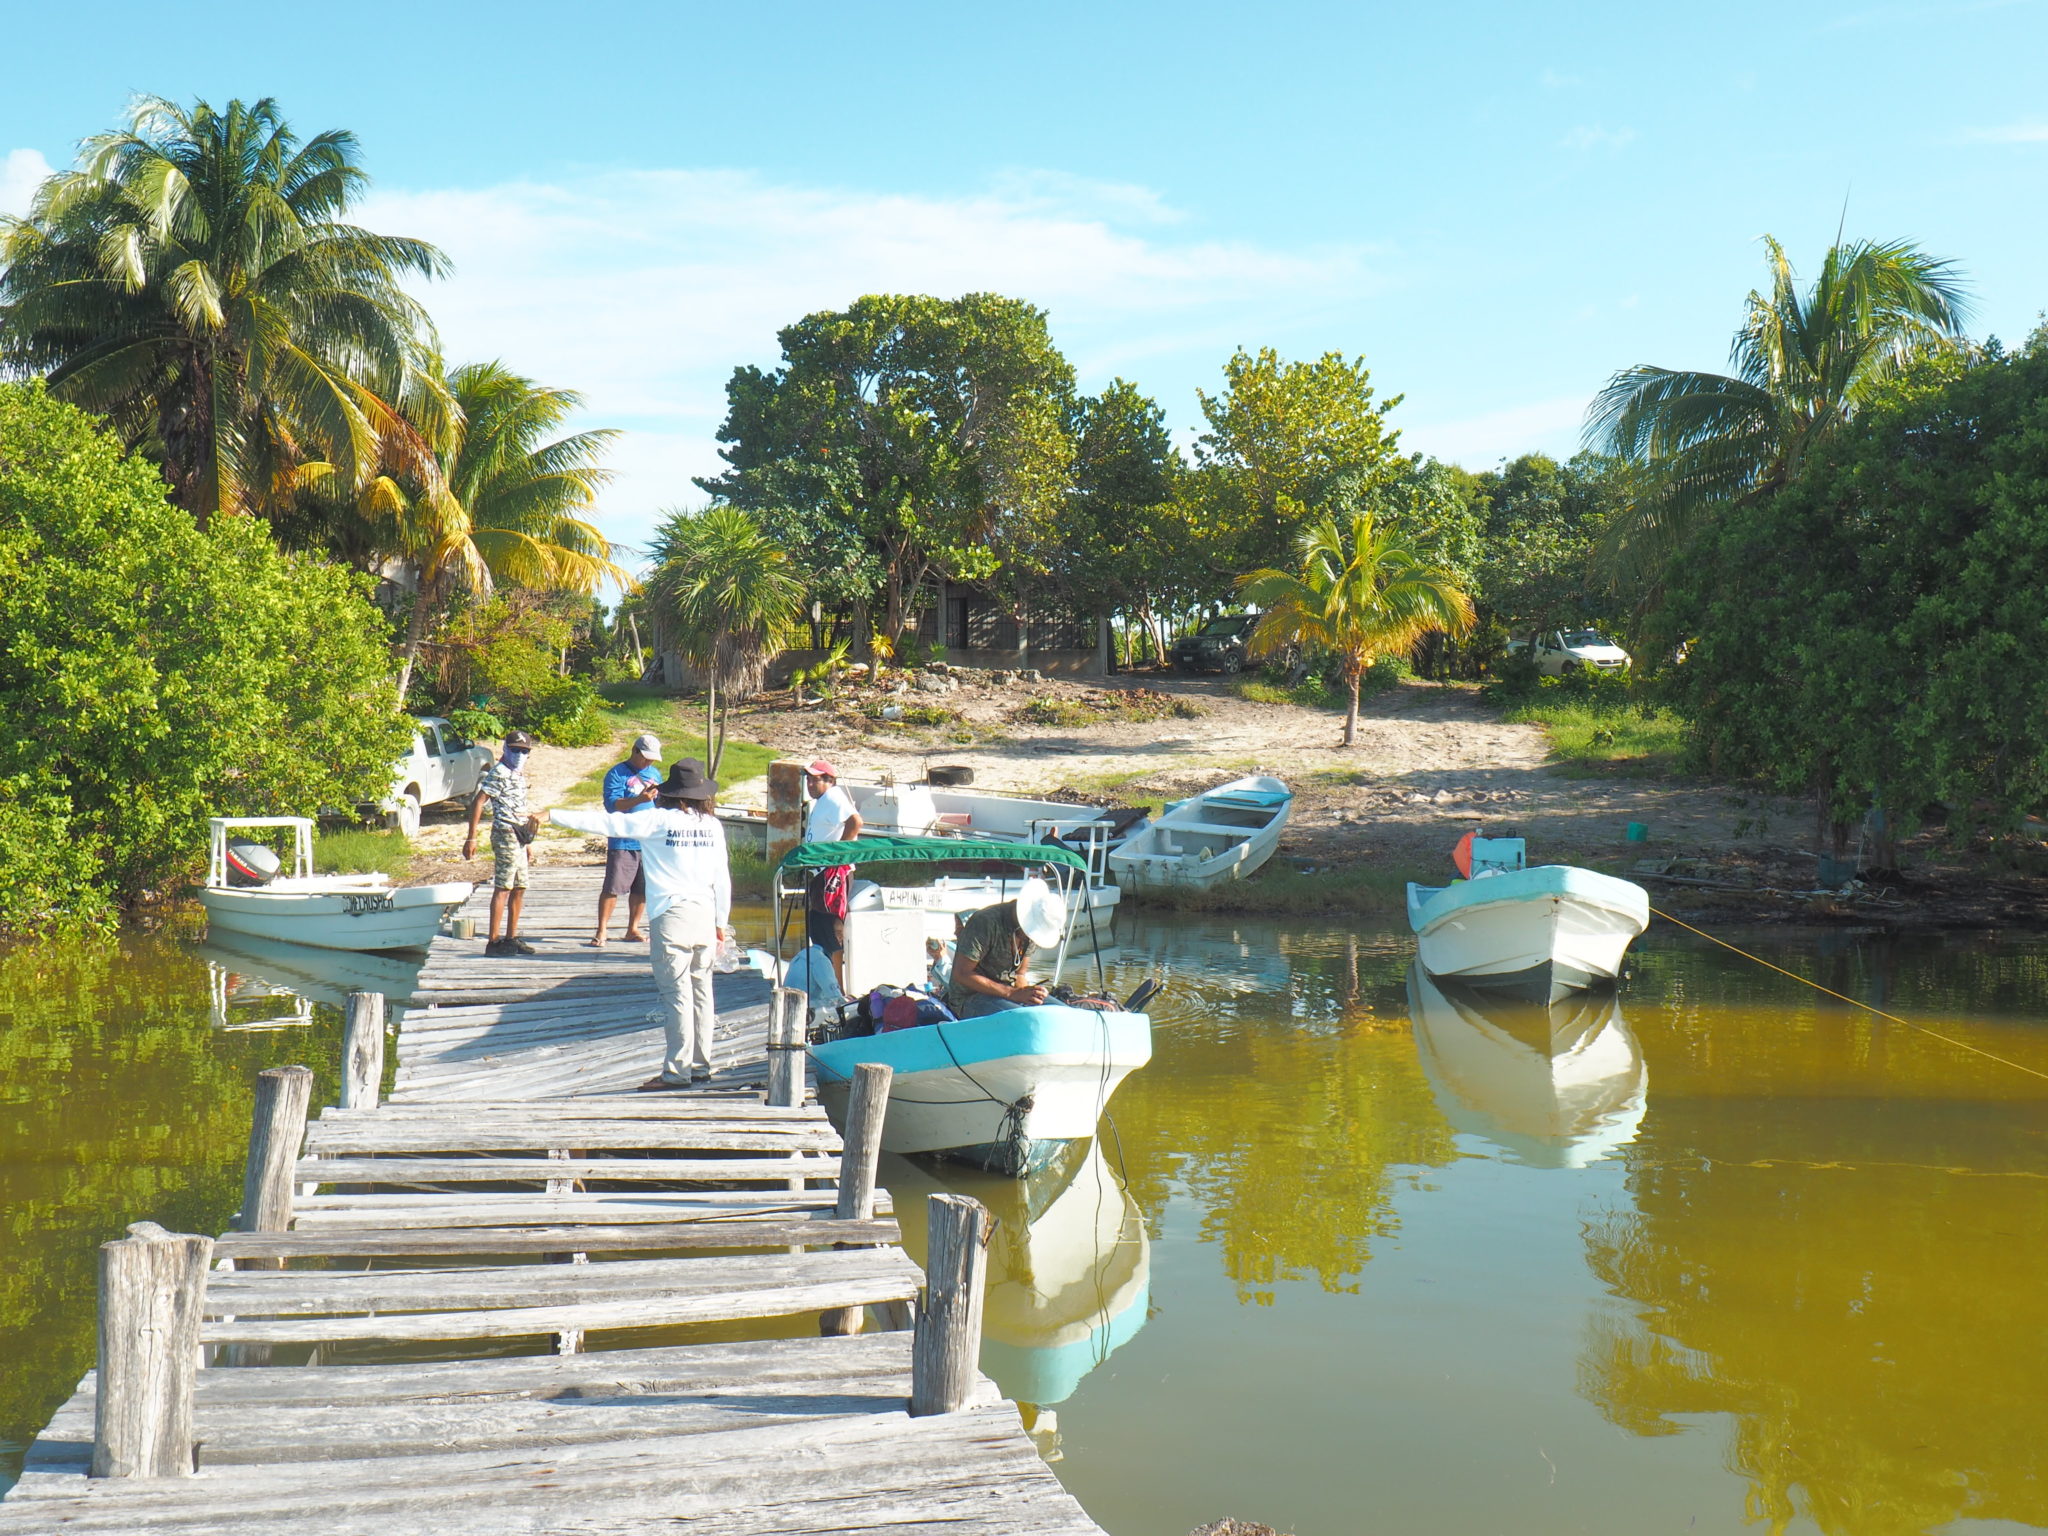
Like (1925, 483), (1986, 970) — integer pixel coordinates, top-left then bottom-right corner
(1402, 395), (1589, 470)
(1954, 121), (2048, 143)
(1560, 125), (1637, 153)
(359, 168), (1381, 555)
(0, 148), (53, 218)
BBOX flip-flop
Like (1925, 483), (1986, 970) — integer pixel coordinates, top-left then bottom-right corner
(621, 933), (647, 943)
(583, 940), (606, 949)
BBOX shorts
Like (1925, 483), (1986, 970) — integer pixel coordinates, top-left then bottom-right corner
(490, 827), (529, 890)
(806, 908), (843, 954)
(602, 847), (646, 899)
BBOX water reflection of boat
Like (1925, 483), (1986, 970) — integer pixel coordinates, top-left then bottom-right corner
(195, 931), (425, 1027)
(1407, 962), (1647, 1168)
(886, 1139), (1150, 1413)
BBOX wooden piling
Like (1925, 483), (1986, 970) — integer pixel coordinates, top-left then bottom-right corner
(820, 1063), (892, 1336)
(235, 1066), (313, 1258)
(909, 1194), (988, 1416)
(92, 1222), (213, 1478)
(766, 759), (808, 868)
(767, 988), (806, 1109)
(340, 991), (387, 1110)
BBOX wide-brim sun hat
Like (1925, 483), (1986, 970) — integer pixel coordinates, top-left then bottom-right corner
(660, 763), (719, 801)
(1014, 877), (1068, 949)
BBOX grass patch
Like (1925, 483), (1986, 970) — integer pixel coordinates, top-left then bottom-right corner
(1014, 688), (1205, 728)
(1499, 700), (1688, 777)
(315, 829), (415, 880)
(559, 733), (777, 807)
(596, 682), (688, 732)
(867, 702), (961, 727)
(1124, 860), (1418, 916)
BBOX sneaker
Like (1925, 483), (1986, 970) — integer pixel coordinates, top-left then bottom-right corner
(483, 939), (514, 957)
(509, 938), (538, 955)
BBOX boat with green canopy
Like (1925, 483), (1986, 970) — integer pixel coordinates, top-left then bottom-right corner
(774, 834), (1153, 1176)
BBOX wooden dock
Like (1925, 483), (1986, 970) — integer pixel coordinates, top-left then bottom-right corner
(1, 869), (1106, 1534)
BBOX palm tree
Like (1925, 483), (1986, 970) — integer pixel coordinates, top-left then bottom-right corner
(0, 95), (449, 525)
(316, 362), (623, 700)
(1585, 236), (1970, 588)
(1239, 508), (1474, 746)
(646, 507), (804, 775)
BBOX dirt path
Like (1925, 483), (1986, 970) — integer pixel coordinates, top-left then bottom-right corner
(731, 673), (1802, 877)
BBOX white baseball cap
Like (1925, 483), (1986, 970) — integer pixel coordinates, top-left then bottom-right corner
(632, 733), (662, 756)
(1014, 878), (1068, 949)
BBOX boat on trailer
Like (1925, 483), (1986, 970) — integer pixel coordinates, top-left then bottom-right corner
(1105, 774), (1292, 893)
(197, 817), (472, 953)
(1406, 833), (1649, 1003)
(779, 834), (1153, 1176)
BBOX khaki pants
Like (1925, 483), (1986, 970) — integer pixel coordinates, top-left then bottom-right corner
(651, 901), (716, 1083)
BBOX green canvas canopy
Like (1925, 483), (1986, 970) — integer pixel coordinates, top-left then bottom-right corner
(775, 834), (1088, 875)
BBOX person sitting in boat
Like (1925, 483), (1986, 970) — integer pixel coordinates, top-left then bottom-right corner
(945, 879), (1067, 1018)
(543, 763), (731, 1089)
(461, 729), (540, 957)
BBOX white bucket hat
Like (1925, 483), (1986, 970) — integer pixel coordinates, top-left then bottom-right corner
(1014, 878), (1068, 949)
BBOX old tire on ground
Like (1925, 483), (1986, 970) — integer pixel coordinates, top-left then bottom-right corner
(926, 765), (974, 787)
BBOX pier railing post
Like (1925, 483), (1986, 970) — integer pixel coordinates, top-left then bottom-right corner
(820, 1063), (892, 1337)
(909, 1193), (988, 1415)
(339, 991), (386, 1110)
(767, 988), (806, 1108)
(92, 1222), (213, 1478)
(235, 1065), (313, 1264)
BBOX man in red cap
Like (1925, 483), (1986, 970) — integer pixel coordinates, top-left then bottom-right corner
(802, 760), (861, 985)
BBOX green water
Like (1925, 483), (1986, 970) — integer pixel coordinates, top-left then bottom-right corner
(3, 911), (2045, 1534)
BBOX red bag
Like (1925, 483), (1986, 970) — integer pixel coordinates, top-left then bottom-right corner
(819, 864), (852, 919)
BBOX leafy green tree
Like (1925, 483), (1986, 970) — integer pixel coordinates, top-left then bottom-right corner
(646, 506), (805, 774)
(1471, 452), (1630, 635)
(699, 293), (1075, 646)
(0, 382), (412, 925)
(1239, 509), (1474, 745)
(1193, 347), (1405, 571)
(1586, 236), (1969, 594)
(0, 95), (449, 527)
(1665, 338), (2048, 845)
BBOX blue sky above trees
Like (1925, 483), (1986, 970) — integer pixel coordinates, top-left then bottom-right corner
(4, 0), (2045, 554)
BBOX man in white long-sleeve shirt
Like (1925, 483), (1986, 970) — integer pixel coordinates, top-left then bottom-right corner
(546, 761), (731, 1088)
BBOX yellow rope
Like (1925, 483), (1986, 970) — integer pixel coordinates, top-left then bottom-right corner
(1649, 905), (2048, 1085)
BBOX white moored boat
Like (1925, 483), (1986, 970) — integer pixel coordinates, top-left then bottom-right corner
(1105, 774), (1292, 894)
(781, 834), (1153, 1175)
(1406, 833), (1648, 1003)
(198, 817), (472, 953)
(1406, 963), (1647, 1168)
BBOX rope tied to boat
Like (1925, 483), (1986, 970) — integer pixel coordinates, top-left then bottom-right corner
(1650, 905), (2048, 1085)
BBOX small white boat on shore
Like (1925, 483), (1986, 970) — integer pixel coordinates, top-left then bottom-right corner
(1105, 774), (1292, 893)
(198, 818), (471, 953)
(1407, 834), (1648, 1003)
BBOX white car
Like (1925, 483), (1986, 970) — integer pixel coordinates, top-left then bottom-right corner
(1509, 628), (1632, 677)
(383, 717), (495, 837)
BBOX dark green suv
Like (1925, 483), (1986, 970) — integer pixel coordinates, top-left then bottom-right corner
(1172, 613), (1256, 673)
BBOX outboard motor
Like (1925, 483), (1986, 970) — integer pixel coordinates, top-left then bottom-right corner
(224, 839), (282, 886)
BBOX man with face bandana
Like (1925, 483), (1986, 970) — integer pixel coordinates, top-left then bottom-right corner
(463, 729), (541, 955)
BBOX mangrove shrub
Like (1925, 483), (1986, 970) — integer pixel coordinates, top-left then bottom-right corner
(0, 383), (412, 928)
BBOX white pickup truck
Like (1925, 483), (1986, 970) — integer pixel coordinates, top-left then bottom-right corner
(1507, 628), (1633, 677)
(383, 717), (495, 837)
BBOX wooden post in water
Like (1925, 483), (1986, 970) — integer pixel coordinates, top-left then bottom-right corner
(909, 1193), (988, 1416)
(92, 1222), (213, 1478)
(765, 760), (809, 868)
(767, 988), (806, 1108)
(236, 1066), (313, 1260)
(340, 991), (386, 1110)
(820, 1063), (892, 1337)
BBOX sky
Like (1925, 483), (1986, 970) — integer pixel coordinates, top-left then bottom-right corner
(4, 0), (2046, 558)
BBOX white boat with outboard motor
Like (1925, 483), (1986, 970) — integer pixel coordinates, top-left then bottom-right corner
(197, 817), (472, 953)
(780, 834), (1155, 1176)
(1406, 832), (1649, 1003)
(1407, 963), (1646, 1168)
(1105, 773), (1292, 893)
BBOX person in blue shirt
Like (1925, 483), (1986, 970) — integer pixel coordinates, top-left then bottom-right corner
(587, 733), (666, 947)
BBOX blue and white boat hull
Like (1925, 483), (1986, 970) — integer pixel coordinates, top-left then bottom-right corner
(1407, 865), (1649, 1003)
(811, 1006), (1152, 1175)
